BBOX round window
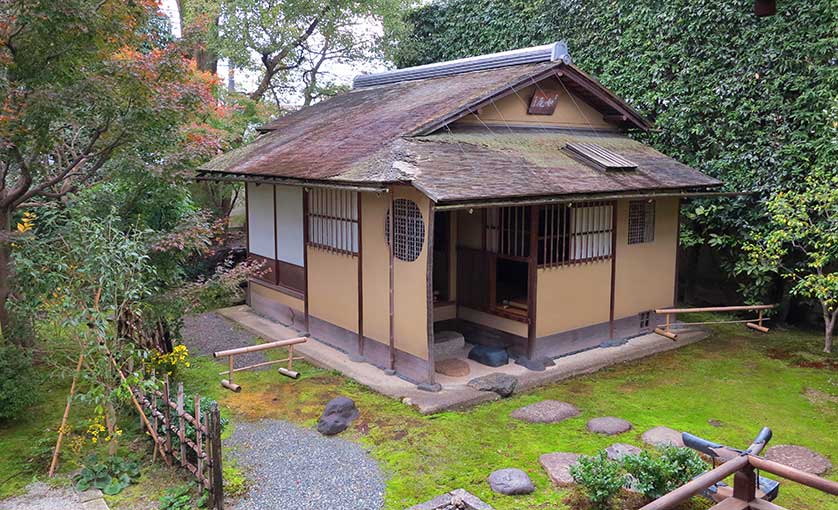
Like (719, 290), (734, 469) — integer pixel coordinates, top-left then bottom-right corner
(385, 198), (425, 262)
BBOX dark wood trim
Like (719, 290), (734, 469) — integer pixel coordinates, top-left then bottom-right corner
(302, 189), (310, 334)
(247, 276), (304, 301)
(388, 190), (395, 371)
(272, 184), (279, 286)
(555, 67), (652, 131)
(609, 199), (618, 339)
(426, 201), (436, 384)
(356, 193), (364, 358)
(527, 205), (539, 359)
(276, 260), (305, 293)
(673, 198), (681, 306)
(244, 183), (250, 255)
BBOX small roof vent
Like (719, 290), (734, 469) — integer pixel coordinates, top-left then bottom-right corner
(563, 142), (637, 171)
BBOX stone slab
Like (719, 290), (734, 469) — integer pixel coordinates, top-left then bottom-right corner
(605, 443), (642, 461)
(511, 400), (579, 423)
(408, 488), (493, 510)
(765, 445), (832, 475)
(641, 426), (685, 447)
(434, 331), (466, 360)
(587, 416), (632, 435)
(539, 452), (581, 485)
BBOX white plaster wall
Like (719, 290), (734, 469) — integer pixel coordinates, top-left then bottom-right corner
(275, 185), (304, 266)
(247, 182), (275, 258)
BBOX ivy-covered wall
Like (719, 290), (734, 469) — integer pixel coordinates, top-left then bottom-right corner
(393, 0), (837, 309)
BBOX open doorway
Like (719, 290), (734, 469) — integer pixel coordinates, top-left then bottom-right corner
(433, 211), (451, 303)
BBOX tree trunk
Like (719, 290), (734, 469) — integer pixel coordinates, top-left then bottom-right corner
(0, 208), (12, 343)
(823, 305), (836, 354)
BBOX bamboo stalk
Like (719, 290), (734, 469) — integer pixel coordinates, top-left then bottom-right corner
(48, 353), (84, 477)
(212, 337), (307, 358)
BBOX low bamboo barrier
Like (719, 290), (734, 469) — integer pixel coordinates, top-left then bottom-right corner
(213, 337), (308, 392)
(654, 304), (775, 340)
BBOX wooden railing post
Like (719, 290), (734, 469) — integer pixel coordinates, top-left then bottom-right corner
(162, 375), (173, 456)
(208, 402), (224, 510)
(176, 382), (186, 467)
(194, 394), (203, 480)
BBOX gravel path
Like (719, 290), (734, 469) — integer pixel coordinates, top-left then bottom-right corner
(227, 419), (385, 510)
(0, 483), (82, 510)
(181, 312), (266, 368)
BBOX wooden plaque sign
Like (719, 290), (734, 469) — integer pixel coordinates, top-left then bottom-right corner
(528, 89), (560, 115)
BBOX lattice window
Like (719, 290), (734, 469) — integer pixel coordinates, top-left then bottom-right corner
(385, 198), (425, 262)
(539, 201), (613, 267)
(307, 188), (358, 254)
(486, 206), (531, 259)
(628, 200), (655, 244)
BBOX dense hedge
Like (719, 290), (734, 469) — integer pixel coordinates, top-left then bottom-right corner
(393, 0), (837, 303)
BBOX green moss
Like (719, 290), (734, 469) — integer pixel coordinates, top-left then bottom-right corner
(4, 324), (836, 510)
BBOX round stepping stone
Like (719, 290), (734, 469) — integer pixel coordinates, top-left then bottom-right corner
(510, 400), (579, 423)
(605, 443), (642, 461)
(435, 358), (470, 377)
(642, 426), (685, 447)
(765, 445), (832, 475)
(587, 417), (633, 435)
(487, 468), (535, 495)
(539, 452), (581, 485)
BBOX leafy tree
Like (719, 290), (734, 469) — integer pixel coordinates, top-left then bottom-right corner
(738, 170), (838, 353)
(216, 0), (410, 104)
(0, 0), (219, 341)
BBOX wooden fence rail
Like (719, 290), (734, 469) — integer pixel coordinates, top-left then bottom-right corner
(654, 304), (775, 340)
(134, 375), (224, 510)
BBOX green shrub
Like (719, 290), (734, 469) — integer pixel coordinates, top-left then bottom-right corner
(622, 446), (706, 500)
(74, 455), (141, 495)
(159, 483), (208, 510)
(570, 450), (627, 509)
(0, 344), (38, 422)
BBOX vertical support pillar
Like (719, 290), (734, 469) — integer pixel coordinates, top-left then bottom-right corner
(733, 463), (757, 502)
(272, 185), (279, 286)
(422, 201), (439, 391)
(302, 188), (311, 334)
(387, 190), (396, 375)
(673, 197), (681, 305)
(609, 200), (618, 339)
(354, 192), (365, 361)
(527, 205), (539, 360)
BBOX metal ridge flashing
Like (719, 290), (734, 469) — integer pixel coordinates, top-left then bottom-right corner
(353, 41), (571, 89)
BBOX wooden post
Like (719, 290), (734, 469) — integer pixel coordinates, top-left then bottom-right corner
(387, 190), (396, 373)
(733, 464), (757, 502)
(194, 394), (203, 481)
(356, 192), (365, 359)
(609, 201), (618, 339)
(152, 389), (159, 463)
(177, 382), (186, 466)
(526, 205), (539, 360)
(48, 353), (84, 477)
(302, 189), (311, 334)
(209, 402), (224, 510)
(426, 201), (436, 385)
(162, 375), (173, 456)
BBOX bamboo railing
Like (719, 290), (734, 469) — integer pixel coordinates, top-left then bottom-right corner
(654, 304), (775, 340)
(213, 337), (307, 392)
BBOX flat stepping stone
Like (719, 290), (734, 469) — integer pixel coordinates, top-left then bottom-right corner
(642, 426), (684, 447)
(488, 468), (534, 495)
(605, 443), (642, 461)
(434, 330), (466, 360)
(468, 373), (518, 397)
(765, 445), (832, 475)
(435, 358), (470, 377)
(587, 417), (632, 435)
(510, 400), (579, 423)
(539, 452), (581, 485)
(408, 488), (492, 510)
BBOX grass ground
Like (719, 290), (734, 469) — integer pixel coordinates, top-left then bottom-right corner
(1, 318), (836, 510)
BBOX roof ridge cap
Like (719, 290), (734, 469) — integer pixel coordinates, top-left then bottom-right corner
(353, 41), (571, 89)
